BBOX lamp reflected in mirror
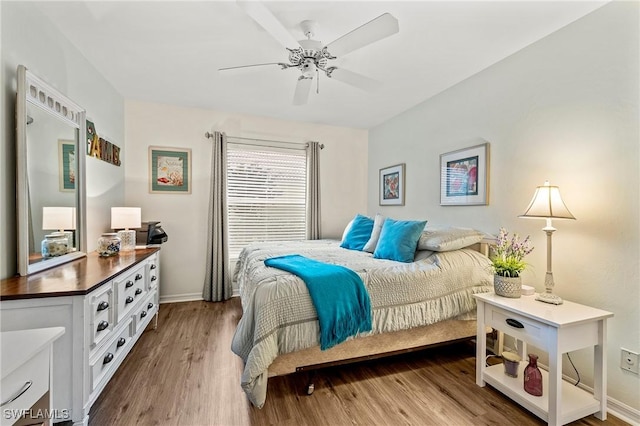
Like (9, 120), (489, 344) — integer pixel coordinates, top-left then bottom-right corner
(42, 206), (76, 258)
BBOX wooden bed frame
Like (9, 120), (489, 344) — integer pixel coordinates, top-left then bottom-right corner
(268, 241), (493, 384)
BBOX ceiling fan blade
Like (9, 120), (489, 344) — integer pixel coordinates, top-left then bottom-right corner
(218, 63), (285, 74)
(236, 0), (300, 49)
(326, 13), (399, 57)
(293, 77), (313, 106)
(327, 68), (381, 92)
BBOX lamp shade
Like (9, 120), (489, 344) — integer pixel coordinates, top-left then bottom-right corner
(519, 181), (575, 220)
(43, 207), (76, 230)
(111, 207), (142, 230)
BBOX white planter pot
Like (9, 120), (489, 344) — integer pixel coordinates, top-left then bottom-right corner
(494, 275), (522, 298)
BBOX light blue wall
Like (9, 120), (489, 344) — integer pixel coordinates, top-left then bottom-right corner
(1, 2), (125, 278)
(368, 1), (639, 411)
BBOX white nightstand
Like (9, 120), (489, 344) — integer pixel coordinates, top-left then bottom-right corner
(1, 327), (65, 426)
(474, 292), (613, 426)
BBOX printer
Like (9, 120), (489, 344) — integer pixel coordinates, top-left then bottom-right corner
(135, 221), (168, 246)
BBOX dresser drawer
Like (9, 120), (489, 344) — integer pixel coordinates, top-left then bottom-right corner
(0, 347), (49, 426)
(147, 255), (159, 291)
(90, 309), (113, 351)
(90, 320), (132, 392)
(485, 304), (550, 350)
(89, 284), (114, 349)
(115, 265), (146, 323)
(133, 292), (157, 334)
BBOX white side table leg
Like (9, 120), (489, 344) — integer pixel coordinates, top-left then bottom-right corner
(594, 319), (607, 420)
(548, 328), (562, 426)
(476, 300), (486, 387)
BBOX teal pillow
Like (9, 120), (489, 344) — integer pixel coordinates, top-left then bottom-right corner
(340, 214), (374, 251)
(374, 218), (427, 262)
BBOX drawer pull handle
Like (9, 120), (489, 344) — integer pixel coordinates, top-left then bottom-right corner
(103, 353), (114, 365)
(147, 302), (154, 310)
(135, 273), (143, 281)
(125, 296), (134, 305)
(0, 381), (33, 407)
(150, 276), (157, 282)
(150, 264), (157, 270)
(97, 320), (109, 332)
(117, 337), (126, 348)
(125, 280), (134, 288)
(97, 301), (110, 311)
(140, 311), (147, 318)
(506, 318), (525, 329)
(135, 288), (143, 296)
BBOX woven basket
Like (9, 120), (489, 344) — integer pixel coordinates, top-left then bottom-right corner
(494, 275), (522, 298)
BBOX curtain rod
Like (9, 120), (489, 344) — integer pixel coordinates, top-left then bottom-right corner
(204, 132), (324, 149)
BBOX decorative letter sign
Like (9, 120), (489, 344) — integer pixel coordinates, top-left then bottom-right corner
(87, 120), (121, 166)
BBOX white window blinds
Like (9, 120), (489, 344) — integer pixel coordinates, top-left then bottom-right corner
(227, 144), (307, 259)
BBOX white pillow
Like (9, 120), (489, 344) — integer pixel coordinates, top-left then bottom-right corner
(414, 250), (435, 261)
(363, 214), (384, 253)
(341, 219), (354, 242)
(417, 225), (485, 252)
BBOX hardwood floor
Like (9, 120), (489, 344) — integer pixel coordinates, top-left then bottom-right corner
(89, 300), (629, 426)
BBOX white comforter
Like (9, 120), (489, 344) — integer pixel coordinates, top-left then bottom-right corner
(231, 240), (492, 407)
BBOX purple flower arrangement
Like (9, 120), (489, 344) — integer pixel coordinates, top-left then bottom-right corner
(491, 227), (534, 278)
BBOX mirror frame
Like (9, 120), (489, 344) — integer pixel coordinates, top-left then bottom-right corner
(16, 65), (87, 275)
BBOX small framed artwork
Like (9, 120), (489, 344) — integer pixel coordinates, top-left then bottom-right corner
(58, 139), (76, 192)
(379, 163), (405, 206)
(149, 146), (192, 194)
(440, 143), (489, 206)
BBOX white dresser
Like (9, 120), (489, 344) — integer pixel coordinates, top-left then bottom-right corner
(1, 327), (65, 426)
(0, 248), (160, 425)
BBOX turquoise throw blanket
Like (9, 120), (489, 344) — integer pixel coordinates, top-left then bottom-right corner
(264, 254), (372, 350)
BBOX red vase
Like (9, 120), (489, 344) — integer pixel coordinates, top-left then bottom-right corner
(524, 354), (543, 396)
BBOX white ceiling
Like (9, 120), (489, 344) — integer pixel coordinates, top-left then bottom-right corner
(35, 1), (608, 129)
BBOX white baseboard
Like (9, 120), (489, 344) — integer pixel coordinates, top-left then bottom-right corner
(159, 291), (240, 304)
(159, 293), (203, 304)
(607, 398), (640, 425)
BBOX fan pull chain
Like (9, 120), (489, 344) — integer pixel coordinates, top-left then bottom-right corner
(317, 68), (320, 94)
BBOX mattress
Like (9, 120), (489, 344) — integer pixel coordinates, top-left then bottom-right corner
(231, 239), (493, 407)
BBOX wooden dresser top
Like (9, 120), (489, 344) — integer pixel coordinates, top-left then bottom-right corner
(0, 248), (160, 300)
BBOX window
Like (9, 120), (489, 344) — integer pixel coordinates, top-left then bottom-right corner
(227, 144), (307, 259)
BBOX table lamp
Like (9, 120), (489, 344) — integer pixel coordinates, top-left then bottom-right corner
(111, 207), (141, 252)
(519, 181), (575, 305)
(43, 206), (76, 249)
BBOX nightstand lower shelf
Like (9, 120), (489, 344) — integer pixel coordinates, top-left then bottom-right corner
(484, 363), (600, 424)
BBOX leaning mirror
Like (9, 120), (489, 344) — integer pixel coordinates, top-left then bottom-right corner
(16, 65), (87, 275)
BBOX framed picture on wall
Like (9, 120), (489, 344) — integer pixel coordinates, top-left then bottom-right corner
(379, 163), (405, 206)
(149, 146), (192, 194)
(58, 139), (76, 192)
(440, 142), (489, 206)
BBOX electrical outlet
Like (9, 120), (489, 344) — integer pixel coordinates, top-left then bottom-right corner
(621, 348), (639, 374)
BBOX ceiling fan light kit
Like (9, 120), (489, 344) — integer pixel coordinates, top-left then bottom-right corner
(222, 1), (399, 105)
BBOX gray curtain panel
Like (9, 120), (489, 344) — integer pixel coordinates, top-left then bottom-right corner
(203, 131), (232, 302)
(307, 141), (322, 240)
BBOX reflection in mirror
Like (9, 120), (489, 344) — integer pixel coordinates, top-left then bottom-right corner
(17, 65), (87, 275)
(27, 106), (78, 260)
(40, 207), (76, 259)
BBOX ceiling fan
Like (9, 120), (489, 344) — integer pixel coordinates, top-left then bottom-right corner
(219, 1), (399, 105)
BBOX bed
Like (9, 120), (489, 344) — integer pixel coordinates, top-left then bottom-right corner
(231, 224), (494, 408)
